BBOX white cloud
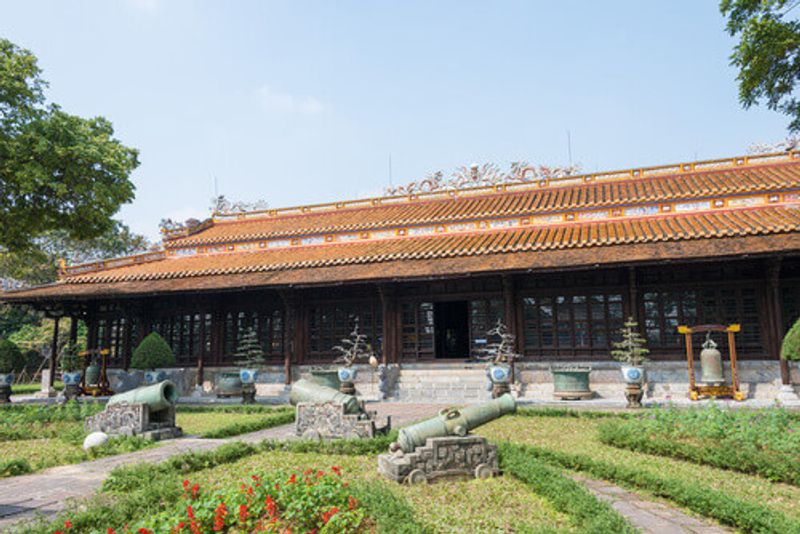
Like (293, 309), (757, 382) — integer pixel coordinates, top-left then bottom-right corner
(255, 85), (324, 115)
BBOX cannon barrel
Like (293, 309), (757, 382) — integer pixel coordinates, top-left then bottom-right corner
(397, 393), (516, 453)
(289, 378), (361, 414)
(107, 380), (178, 412)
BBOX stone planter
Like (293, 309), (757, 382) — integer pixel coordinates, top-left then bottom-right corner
(620, 365), (645, 385)
(310, 369), (340, 390)
(62, 371), (82, 400)
(144, 370), (168, 385)
(215, 372), (243, 398)
(488, 364), (511, 398)
(0, 372), (13, 403)
(551, 365), (593, 400)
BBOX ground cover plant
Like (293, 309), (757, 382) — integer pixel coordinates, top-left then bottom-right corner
(11, 381), (64, 395)
(0, 401), (153, 477)
(175, 405), (295, 438)
(480, 408), (800, 533)
(597, 404), (800, 485)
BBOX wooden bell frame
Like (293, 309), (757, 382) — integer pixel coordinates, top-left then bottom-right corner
(79, 348), (114, 397)
(678, 324), (745, 401)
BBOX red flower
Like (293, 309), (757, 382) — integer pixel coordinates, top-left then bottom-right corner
(55, 531), (63, 534)
(322, 506), (339, 524)
(191, 484), (200, 499)
(182, 480), (190, 490)
(137, 529), (154, 534)
(239, 504), (248, 523)
(265, 495), (277, 518)
(315, 470), (325, 479)
(107, 529), (116, 534)
(64, 520), (73, 529)
(348, 495), (357, 510)
(288, 473), (297, 484)
(213, 502), (228, 531)
(331, 465), (341, 475)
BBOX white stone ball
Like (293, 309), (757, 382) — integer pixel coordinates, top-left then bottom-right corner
(83, 431), (109, 451)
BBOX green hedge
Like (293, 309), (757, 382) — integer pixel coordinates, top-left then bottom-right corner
(352, 482), (431, 534)
(598, 419), (800, 486)
(498, 442), (636, 534)
(520, 443), (800, 534)
(259, 430), (398, 456)
(176, 404), (289, 414)
(198, 408), (295, 439)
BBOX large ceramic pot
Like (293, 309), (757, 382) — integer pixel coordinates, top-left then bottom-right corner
(215, 372), (243, 398)
(239, 368), (259, 385)
(0, 372), (13, 387)
(62, 371), (82, 386)
(337, 367), (357, 383)
(488, 364), (511, 384)
(620, 365), (645, 385)
(144, 370), (167, 385)
(551, 365), (593, 400)
(310, 369), (340, 390)
(0, 372), (12, 403)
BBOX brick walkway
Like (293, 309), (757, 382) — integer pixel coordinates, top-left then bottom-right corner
(1, 402), (732, 533)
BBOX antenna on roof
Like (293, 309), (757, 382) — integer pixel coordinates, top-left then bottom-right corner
(566, 130), (573, 166)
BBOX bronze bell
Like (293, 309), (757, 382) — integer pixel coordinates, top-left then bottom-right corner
(699, 333), (724, 385)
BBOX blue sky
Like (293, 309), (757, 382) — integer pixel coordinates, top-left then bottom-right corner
(0, 0), (790, 240)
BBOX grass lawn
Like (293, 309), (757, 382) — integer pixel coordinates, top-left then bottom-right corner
(478, 413), (800, 522)
(11, 381), (64, 394)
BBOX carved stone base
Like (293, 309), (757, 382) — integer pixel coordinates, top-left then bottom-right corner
(84, 402), (182, 440)
(295, 401), (390, 439)
(625, 384), (644, 408)
(491, 382), (511, 398)
(64, 384), (81, 401)
(241, 384), (256, 404)
(0, 385), (10, 403)
(339, 381), (356, 395)
(378, 435), (499, 484)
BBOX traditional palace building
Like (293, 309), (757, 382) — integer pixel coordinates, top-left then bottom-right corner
(3, 152), (800, 400)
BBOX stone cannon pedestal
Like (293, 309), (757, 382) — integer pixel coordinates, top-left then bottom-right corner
(295, 401), (390, 439)
(84, 402), (182, 441)
(378, 435), (499, 484)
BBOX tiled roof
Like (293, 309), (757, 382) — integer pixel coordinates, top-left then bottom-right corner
(3, 151), (800, 300)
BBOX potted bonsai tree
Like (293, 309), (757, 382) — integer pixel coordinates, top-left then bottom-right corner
(131, 332), (176, 384)
(781, 316), (800, 373)
(235, 327), (265, 403)
(476, 320), (519, 398)
(0, 339), (24, 403)
(60, 341), (82, 400)
(333, 322), (374, 395)
(612, 317), (649, 407)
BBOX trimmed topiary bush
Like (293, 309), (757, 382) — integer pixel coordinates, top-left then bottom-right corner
(0, 339), (24, 374)
(130, 332), (175, 370)
(781, 316), (800, 361)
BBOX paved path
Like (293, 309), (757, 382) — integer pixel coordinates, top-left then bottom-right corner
(0, 403), (445, 531)
(574, 475), (732, 534)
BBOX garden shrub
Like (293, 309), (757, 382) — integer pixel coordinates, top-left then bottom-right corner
(0, 458), (32, 477)
(199, 408), (295, 439)
(597, 405), (800, 485)
(498, 442), (636, 534)
(130, 331), (175, 370)
(177, 404), (289, 414)
(350, 482), (431, 534)
(0, 401), (104, 441)
(782, 316), (800, 361)
(518, 442), (800, 533)
(0, 338), (24, 373)
(259, 430), (398, 456)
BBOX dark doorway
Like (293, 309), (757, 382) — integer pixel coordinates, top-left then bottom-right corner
(434, 301), (469, 359)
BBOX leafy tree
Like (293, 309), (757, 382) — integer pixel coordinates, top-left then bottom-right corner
(0, 38), (139, 252)
(0, 338), (24, 373)
(235, 327), (265, 367)
(721, 0), (800, 131)
(782, 316), (800, 361)
(131, 332), (176, 370)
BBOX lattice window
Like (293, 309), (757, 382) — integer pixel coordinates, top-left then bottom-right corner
(307, 301), (381, 361)
(222, 308), (284, 363)
(400, 301), (434, 360)
(468, 298), (504, 355)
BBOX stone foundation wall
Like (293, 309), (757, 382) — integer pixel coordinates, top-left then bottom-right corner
(95, 359), (798, 403)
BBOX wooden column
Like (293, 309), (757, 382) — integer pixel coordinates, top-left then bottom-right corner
(279, 291), (302, 385)
(69, 316), (79, 345)
(627, 267), (638, 321)
(379, 285), (397, 365)
(502, 274), (520, 382)
(49, 316), (60, 388)
(766, 258), (790, 385)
